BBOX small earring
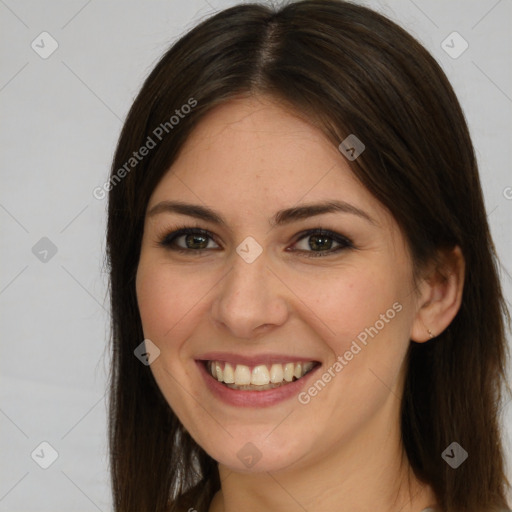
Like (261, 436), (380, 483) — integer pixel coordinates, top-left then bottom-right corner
(428, 329), (435, 339)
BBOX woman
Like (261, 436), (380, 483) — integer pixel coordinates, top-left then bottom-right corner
(106, 1), (511, 511)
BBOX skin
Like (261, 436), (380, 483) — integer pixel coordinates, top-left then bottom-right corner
(136, 95), (465, 512)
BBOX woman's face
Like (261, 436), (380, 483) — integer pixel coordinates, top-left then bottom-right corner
(136, 96), (422, 473)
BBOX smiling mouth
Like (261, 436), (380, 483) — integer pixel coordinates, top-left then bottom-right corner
(203, 360), (320, 391)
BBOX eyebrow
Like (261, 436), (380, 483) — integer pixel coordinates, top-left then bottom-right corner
(147, 199), (377, 227)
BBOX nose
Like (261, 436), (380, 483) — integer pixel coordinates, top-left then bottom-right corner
(211, 246), (290, 340)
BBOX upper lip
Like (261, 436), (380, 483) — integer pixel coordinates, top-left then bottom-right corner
(196, 352), (321, 367)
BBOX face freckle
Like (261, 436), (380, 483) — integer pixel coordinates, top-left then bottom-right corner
(135, 95), (419, 475)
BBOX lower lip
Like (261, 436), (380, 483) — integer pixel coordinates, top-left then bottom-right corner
(196, 360), (321, 408)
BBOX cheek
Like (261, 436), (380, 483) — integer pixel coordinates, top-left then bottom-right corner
(304, 264), (412, 397)
(135, 261), (203, 420)
(136, 264), (173, 340)
(296, 266), (401, 345)
(136, 260), (203, 342)
(135, 267), (195, 366)
(302, 272), (411, 434)
(328, 275), (412, 397)
(342, 276), (403, 340)
(135, 259), (223, 373)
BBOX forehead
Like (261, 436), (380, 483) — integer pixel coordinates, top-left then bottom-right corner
(176, 96), (338, 173)
(148, 96), (391, 230)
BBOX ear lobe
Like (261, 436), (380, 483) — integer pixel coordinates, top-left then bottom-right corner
(410, 246), (465, 343)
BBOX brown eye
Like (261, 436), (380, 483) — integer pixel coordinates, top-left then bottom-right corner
(159, 228), (219, 253)
(159, 226), (354, 258)
(290, 229), (353, 257)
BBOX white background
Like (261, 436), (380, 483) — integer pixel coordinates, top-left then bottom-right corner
(1, 0), (511, 510)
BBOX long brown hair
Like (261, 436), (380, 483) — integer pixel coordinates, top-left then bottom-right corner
(106, 1), (511, 510)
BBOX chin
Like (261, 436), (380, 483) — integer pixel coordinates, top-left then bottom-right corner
(198, 430), (314, 474)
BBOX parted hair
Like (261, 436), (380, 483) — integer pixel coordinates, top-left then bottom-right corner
(106, 1), (512, 511)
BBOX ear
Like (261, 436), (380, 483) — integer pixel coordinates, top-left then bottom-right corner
(410, 245), (465, 343)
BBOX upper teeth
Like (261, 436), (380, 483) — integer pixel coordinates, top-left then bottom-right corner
(207, 361), (315, 386)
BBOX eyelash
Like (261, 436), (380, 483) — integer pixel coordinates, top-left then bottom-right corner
(157, 224), (354, 258)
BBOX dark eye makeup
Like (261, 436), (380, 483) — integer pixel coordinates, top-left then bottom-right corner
(156, 224), (355, 258)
